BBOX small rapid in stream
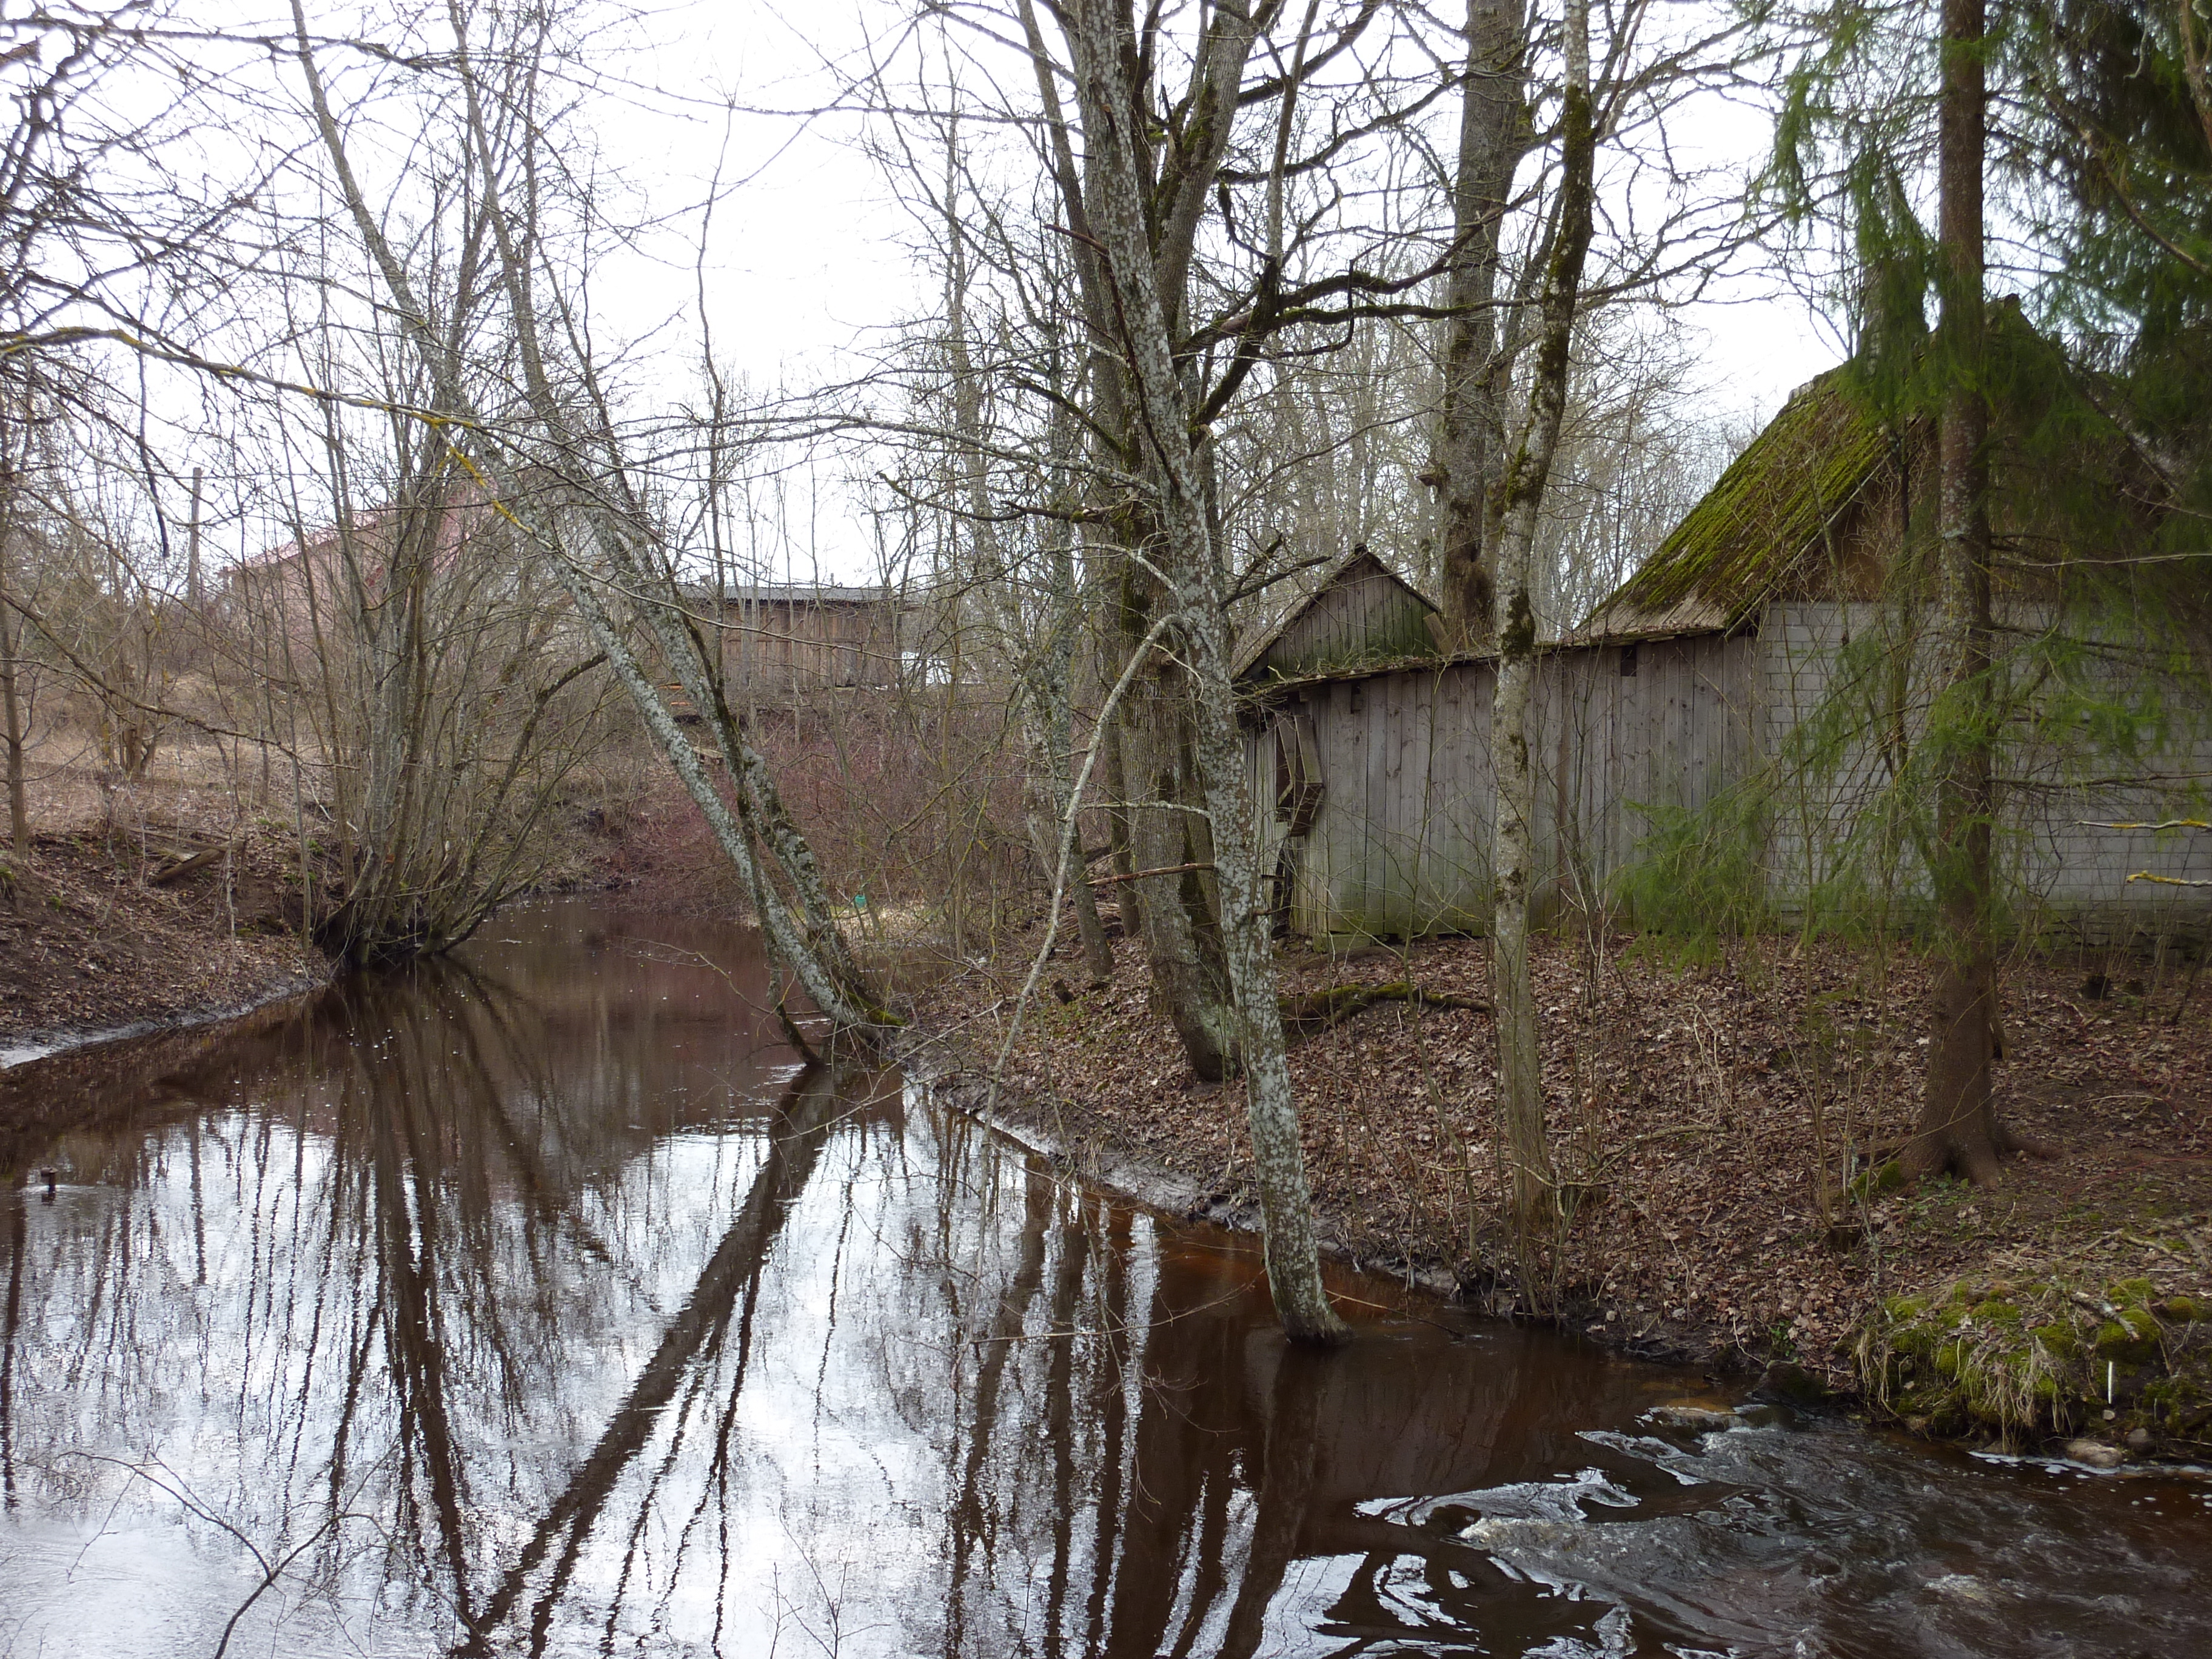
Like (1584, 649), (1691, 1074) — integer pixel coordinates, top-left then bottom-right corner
(1, 900), (2206, 1657)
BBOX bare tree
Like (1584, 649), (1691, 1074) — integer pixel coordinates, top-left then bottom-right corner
(0, 393), (36, 855)
(1432, 0), (1532, 648)
(1484, 0), (1601, 1234)
(1053, 0), (1347, 1342)
(283, 0), (896, 1028)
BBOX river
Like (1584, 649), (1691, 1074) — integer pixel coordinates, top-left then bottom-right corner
(1, 900), (2206, 1657)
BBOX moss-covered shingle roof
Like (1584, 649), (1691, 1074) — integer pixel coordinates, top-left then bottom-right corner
(1592, 369), (1892, 635)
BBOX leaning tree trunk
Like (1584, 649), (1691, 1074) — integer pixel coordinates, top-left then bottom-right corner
(1067, 0), (1345, 1342)
(1432, 0), (1530, 647)
(1908, 0), (2011, 1182)
(1483, 0), (1598, 1235)
(292, 3), (889, 1033)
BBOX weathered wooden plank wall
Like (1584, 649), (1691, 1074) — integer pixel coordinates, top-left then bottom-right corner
(1247, 601), (2211, 944)
(723, 595), (902, 692)
(1259, 560), (1436, 682)
(1252, 632), (1756, 939)
(1756, 602), (2212, 941)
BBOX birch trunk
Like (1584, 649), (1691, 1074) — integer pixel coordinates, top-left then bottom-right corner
(1484, 0), (1597, 1234)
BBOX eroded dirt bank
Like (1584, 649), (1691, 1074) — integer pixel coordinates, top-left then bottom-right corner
(907, 922), (2212, 1461)
(1, 827), (330, 1061)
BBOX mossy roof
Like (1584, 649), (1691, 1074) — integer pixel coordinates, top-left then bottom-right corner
(1590, 369), (1892, 635)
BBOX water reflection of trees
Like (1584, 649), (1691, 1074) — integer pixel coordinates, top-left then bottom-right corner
(870, 1114), (1630, 1658)
(3, 917), (1649, 1657)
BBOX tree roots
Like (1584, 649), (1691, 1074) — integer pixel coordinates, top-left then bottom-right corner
(1277, 980), (1487, 1041)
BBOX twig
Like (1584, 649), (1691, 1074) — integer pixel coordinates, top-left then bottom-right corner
(990, 612), (1178, 1117)
(1085, 860), (1213, 887)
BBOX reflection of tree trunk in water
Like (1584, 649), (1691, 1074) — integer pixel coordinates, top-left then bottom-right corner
(589, 1352), (721, 1657)
(369, 1044), (481, 1632)
(1041, 1187), (1093, 1659)
(659, 1194), (786, 1655)
(1, 1198), (23, 1509)
(947, 1157), (1054, 1651)
(1081, 1207), (1133, 1657)
(346, 964), (592, 1632)
(598, 1077), (846, 1654)
(1165, 1463), (1234, 1659)
(1316, 1335), (1561, 1634)
(366, 962), (623, 1301)
(324, 1282), (384, 1518)
(1102, 1248), (1250, 1656)
(423, 964), (627, 1270)
(1217, 1349), (1328, 1659)
(457, 1065), (843, 1656)
(187, 1114), (207, 1287)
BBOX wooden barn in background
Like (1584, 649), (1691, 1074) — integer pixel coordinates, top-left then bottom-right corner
(703, 583), (906, 694)
(1241, 370), (2212, 945)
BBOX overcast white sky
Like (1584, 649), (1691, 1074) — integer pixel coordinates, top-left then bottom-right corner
(668, 0), (1847, 404)
(686, 0), (1847, 583)
(186, 0), (1852, 579)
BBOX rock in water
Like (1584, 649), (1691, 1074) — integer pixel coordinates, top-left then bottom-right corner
(2062, 1438), (2125, 1469)
(1650, 1403), (1742, 1432)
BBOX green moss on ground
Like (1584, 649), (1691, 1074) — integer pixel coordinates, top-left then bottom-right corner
(1858, 1256), (2212, 1448)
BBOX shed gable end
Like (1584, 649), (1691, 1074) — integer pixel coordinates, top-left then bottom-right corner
(1241, 549), (1439, 685)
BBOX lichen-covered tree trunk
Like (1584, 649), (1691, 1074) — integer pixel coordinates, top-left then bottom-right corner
(1483, 0), (1597, 1235)
(1119, 665), (1239, 1079)
(1432, 0), (1530, 646)
(1066, 0), (1344, 1342)
(1908, 0), (2012, 1184)
(1013, 0), (1232, 1050)
(0, 445), (30, 859)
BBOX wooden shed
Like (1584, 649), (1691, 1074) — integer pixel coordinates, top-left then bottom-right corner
(1242, 370), (2212, 945)
(708, 584), (905, 693)
(1234, 546), (1440, 685)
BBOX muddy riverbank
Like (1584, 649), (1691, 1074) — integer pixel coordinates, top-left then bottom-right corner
(905, 923), (2212, 1463)
(0, 826), (331, 1064)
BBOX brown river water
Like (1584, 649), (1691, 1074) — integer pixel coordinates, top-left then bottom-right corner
(1, 899), (2207, 1658)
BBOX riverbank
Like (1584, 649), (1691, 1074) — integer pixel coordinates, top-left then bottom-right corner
(0, 825), (332, 1064)
(0, 730), (661, 1064)
(905, 922), (2212, 1461)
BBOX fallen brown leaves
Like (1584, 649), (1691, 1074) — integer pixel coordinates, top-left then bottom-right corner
(911, 921), (2212, 1400)
(1, 827), (329, 1051)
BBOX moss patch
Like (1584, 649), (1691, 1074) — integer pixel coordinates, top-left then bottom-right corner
(1858, 1254), (2212, 1445)
(1595, 371), (1890, 627)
